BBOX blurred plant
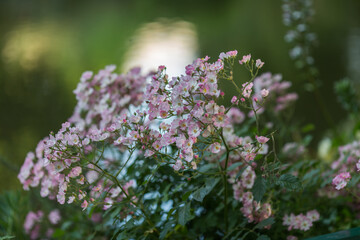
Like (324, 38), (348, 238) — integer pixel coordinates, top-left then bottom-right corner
(334, 78), (359, 114)
(282, 0), (337, 137)
(282, 0), (317, 72)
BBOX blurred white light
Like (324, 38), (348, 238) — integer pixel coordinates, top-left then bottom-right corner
(122, 19), (198, 78)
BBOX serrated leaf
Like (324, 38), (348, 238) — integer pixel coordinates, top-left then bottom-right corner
(254, 217), (275, 229)
(252, 177), (267, 202)
(178, 202), (193, 226)
(276, 174), (302, 191)
(193, 178), (220, 202)
(257, 235), (271, 240)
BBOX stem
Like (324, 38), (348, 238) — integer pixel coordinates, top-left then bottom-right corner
(92, 162), (158, 233)
(114, 149), (134, 178)
(220, 130), (230, 233)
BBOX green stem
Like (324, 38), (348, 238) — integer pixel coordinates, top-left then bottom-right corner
(92, 162), (158, 234)
(220, 130), (230, 233)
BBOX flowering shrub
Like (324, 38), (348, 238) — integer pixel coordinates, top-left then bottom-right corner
(17, 49), (360, 239)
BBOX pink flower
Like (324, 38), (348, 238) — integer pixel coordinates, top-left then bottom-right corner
(239, 54), (251, 64)
(242, 82), (253, 98)
(81, 200), (88, 211)
(261, 89), (269, 98)
(231, 96), (238, 104)
(48, 209), (61, 225)
(256, 59), (264, 68)
(69, 166), (82, 178)
(210, 142), (221, 153)
(53, 161), (65, 173)
(256, 136), (270, 144)
(332, 172), (351, 190)
(356, 160), (360, 171)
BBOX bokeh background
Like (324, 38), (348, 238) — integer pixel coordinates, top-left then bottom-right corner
(1, 0), (360, 192)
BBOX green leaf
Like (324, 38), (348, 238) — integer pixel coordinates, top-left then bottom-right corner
(227, 162), (243, 171)
(52, 229), (65, 238)
(252, 177), (267, 202)
(178, 202), (193, 226)
(303, 135), (313, 146)
(235, 167), (247, 180)
(0, 236), (15, 240)
(159, 221), (175, 239)
(198, 163), (217, 172)
(257, 235), (271, 240)
(193, 178), (220, 202)
(182, 190), (192, 202)
(254, 217), (275, 229)
(301, 124), (315, 133)
(276, 174), (302, 191)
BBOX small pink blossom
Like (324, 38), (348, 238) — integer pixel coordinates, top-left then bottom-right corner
(256, 59), (264, 68)
(69, 166), (82, 178)
(48, 209), (61, 225)
(81, 200), (88, 211)
(261, 89), (269, 98)
(210, 142), (221, 153)
(256, 136), (270, 144)
(332, 172), (351, 190)
(239, 54), (251, 64)
(231, 96), (238, 104)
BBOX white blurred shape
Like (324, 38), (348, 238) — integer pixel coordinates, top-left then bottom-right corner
(122, 19), (198, 77)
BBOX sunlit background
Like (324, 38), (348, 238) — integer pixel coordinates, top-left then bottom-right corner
(1, 0), (360, 192)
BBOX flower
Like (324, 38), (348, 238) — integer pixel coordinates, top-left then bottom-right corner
(48, 210), (61, 225)
(239, 54), (251, 64)
(256, 136), (270, 144)
(332, 172), (351, 190)
(81, 200), (88, 211)
(210, 142), (221, 153)
(261, 89), (269, 98)
(256, 59), (264, 68)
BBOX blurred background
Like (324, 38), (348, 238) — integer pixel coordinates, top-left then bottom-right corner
(0, 0), (359, 192)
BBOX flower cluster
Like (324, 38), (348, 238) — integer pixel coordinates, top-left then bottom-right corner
(24, 209), (61, 239)
(331, 141), (360, 190)
(283, 210), (320, 231)
(252, 72), (298, 115)
(70, 66), (147, 133)
(19, 50), (293, 239)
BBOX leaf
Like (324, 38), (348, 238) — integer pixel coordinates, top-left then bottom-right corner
(252, 177), (267, 202)
(257, 235), (271, 240)
(198, 163), (217, 172)
(52, 229), (65, 238)
(178, 202), (193, 226)
(276, 174), (302, 191)
(193, 178), (220, 202)
(254, 217), (275, 229)
(227, 162), (243, 171)
(182, 190), (192, 202)
(0, 236), (15, 240)
(301, 124), (315, 133)
(235, 167), (247, 180)
(159, 221), (175, 239)
(303, 169), (320, 180)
